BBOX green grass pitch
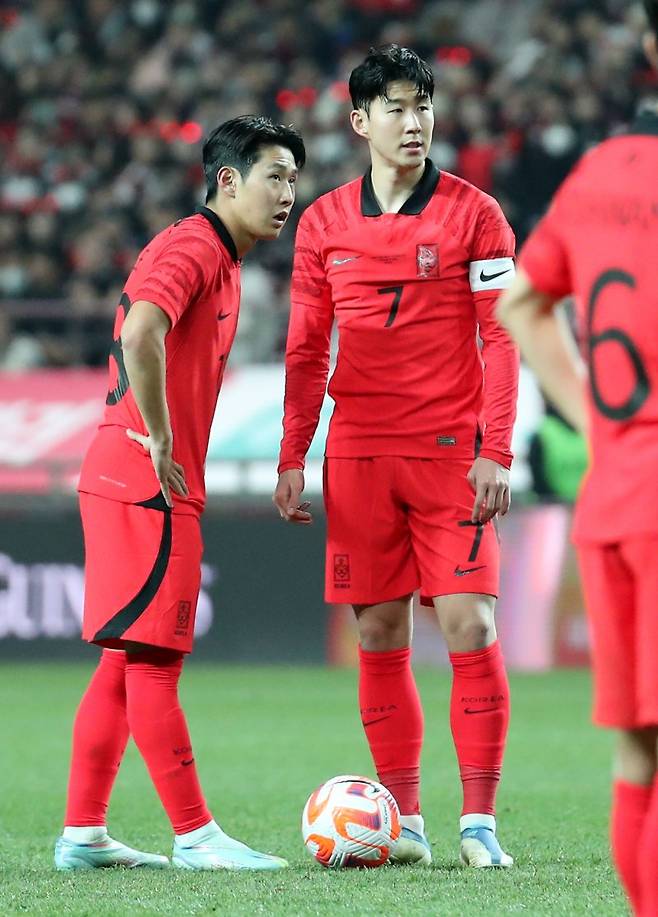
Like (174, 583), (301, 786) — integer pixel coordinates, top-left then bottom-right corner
(0, 663), (625, 916)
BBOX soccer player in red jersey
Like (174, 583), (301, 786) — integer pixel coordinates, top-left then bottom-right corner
(55, 116), (305, 872)
(273, 46), (518, 867)
(499, 4), (658, 910)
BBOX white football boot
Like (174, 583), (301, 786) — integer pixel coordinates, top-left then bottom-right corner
(459, 814), (513, 868)
(388, 814), (432, 866)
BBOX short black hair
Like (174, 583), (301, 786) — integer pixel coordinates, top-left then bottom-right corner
(644, 0), (658, 36)
(349, 44), (434, 113)
(203, 115), (306, 203)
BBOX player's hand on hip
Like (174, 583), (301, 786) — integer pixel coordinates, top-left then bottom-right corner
(126, 428), (188, 508)
(273, 468), (312, 524)
(467, 457), (511, 524)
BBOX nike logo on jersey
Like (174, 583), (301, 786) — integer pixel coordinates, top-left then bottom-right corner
(454, 564), (486, 576)
(332, 256), (360, 265)
(217, 311), (232, 321)
(479, 268), (510, 283)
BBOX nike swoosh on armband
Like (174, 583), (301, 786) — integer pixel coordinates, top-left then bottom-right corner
(469, 258), (515, 292)
(479, 269), (510, 283)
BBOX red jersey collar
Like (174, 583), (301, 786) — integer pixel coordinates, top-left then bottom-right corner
(360, 158), (440, 217)
(195, 206), (239, 263)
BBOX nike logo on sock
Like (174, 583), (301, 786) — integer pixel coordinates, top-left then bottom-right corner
(181, 759), (195, 766)
(217, 311), (231, 321)
(362, 714), (393, 727)
(464, 707), (498, 715)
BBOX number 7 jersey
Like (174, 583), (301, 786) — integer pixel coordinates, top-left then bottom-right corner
(519, 110), (658, 543)
(278, 160), (518, 472)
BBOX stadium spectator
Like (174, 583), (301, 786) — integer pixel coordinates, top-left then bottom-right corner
(1, 1), (656, 365)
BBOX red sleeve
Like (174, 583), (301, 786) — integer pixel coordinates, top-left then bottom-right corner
(474, 293), (519, 467)
(518, 198), (572, 299)
(133, 234), (219, 328)
(471, 196), (519, 468)
(278, 208), (334, 473)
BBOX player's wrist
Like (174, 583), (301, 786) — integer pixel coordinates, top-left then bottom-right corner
(150, 430), (173, 449)
(278, 461), (305, 474)
(477, 448), (512, 469)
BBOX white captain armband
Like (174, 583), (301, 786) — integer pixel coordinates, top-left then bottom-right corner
(469, 257), (515, 292)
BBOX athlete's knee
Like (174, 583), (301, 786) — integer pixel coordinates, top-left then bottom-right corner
(435, 597), (496, 652)
(446, 617), (492, 651)
(614, 727), (658, 784)
(354, 597), (412, 651)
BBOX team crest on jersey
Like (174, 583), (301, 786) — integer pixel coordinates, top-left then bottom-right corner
(416, 244), (439, 278)
(333, 554), (351, 589)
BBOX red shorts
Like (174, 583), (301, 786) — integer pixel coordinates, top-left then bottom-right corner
(577, 537), (658, 729)
(80, 492), (202, 653)
(323, 457), (499, 606)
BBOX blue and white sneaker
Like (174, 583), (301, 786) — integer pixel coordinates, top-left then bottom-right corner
(388, 815), (432, 866)
(55, 834), (169, 870)
(172, 822), (288, 871)
(459, 815), (513, 868)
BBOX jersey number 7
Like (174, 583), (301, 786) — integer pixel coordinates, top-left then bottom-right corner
(378, 285), (404, 327)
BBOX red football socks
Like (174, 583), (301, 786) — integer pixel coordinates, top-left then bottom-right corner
(611, 779), (652, 914)
(358, 645), (424, 815)
(64, 649), (129, 826)
(449, 640), (510, 817)
(125, 649), (211, 835)
(636, 777), (658, 917)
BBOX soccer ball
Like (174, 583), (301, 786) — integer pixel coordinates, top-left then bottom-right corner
(302, 774), (401, 868)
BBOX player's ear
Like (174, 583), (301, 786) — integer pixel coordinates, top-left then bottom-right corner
(350, 108), (369, 141)
(642, 31), (658, 71)
(216, 166), (237, 198)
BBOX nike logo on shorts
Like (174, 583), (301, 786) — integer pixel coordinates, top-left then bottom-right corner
(454, 564), (486, 576)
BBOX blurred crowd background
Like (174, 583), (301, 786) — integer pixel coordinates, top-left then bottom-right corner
(1, 0), (655, 370)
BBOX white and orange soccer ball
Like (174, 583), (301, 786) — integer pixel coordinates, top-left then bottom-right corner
(301, 775), (401, 868)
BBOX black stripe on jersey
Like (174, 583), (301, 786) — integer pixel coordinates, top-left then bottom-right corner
(361, 158), (440, 216)
(93, 493), (172, 643)
(195, 206), (239, 262)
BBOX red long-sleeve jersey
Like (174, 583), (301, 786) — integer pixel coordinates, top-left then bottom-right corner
(278, 161), (519, 472)
(79, 207), (241, 516)
(520, 110), (658, 543)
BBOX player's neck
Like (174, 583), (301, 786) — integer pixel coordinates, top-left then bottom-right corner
(204, 200), (254, 259)
(369, 159), (426, 214)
